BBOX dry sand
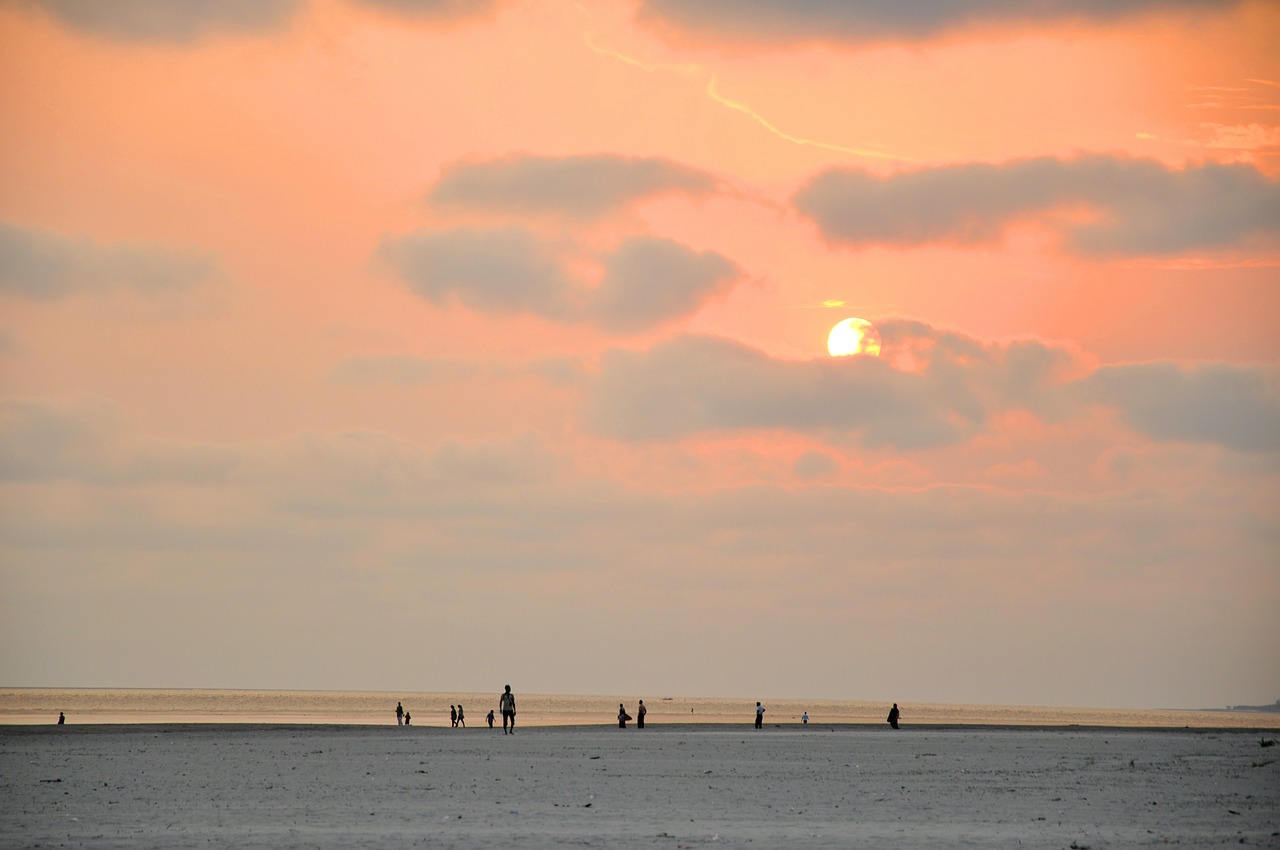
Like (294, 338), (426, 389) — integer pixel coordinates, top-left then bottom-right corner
(2, 723), (1277, 848)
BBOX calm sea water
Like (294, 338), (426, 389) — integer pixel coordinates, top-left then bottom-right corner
(2, 688), (1276, 729)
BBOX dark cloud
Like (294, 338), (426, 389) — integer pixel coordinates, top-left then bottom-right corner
(637, 0), (1241, 44)
(378, 226), (578, 318)
(353, 0), (504, 19)
(592, 237), (740, 331)
(1085, 362), (1280, 453)
(18, 0), (298, 42)
(583, 322), (1280, 452)
(583, 324), (1077, 448)
(794, 155), (1280, 256)
(426, 154), (721, 218)
(380, 229), (741, 330)
(0, 221), (220, 300)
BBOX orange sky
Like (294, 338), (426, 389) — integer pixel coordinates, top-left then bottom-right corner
(1, 0), (1278, 709)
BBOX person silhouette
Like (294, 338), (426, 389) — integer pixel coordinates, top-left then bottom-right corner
(486, 709), (495, 728)
(755, 702), (765, 729)
(637, 700), (646, 729)
(404, 711), (411, 726)
(396, 702), (404, 726)
(888, 703), (900, 729)
(802, 711), (809, 724)
(450, 705), (457, 728)
(618, 703), (629, 728)
(500, 685), (516, 734)
(457, 705), (465, 727)
(57, 711), (65, 725)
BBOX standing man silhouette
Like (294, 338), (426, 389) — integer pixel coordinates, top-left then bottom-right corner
(888, 703), (900, 729)
(500, 685), (517, 734)
(755, 701), (765, 729)
(637, 700), (647, 729)
(395, 702), (404, 726)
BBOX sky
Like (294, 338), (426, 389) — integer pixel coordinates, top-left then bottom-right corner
(1, 0), (1278, 711)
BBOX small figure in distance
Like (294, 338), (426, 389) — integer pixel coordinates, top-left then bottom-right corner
(888, 703), (900, 730)
(802, 711), (808, 724)
(450, 705), (458, 728)
(57, 711), (65, 725)
(618, 703), (630, 728)
(755, 701), (765, 729)
(637, 699), (646, 729)
(487, 709), (495, 729)
(404, 711), (411, 726)
(500, 685), (516, 734)
(457, 705), (465, 728)
(396, 701), (404, 726)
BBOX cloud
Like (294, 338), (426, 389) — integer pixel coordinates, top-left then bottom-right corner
(793, 155), (1280, 256)
(1085, 362), (1280, 453)
(591, 237), (740, 331)
(17, 0), (298, 42)
(0, 397), (239, 484)
(583, 322), (1280, 453)
(426, 154), (721, 217)
(637, 0), (1243, 44)
(583, 324), (1079, 448)
(353, 0), (503, 19)
(380, 228), (742, 330)
(378, 226), (578, 318)
(0, 221), (220, 300)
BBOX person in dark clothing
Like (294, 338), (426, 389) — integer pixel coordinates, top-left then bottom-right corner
(755, 702), (765, 729)
(888, 703), (900, 729)
(487, 709), (495, 728)
(450, 705), (458, 727)
(457, 705), (465, 727)
(637, 700), (646, 729)
(500, 685), (516, 734)
(618, 703), (630, 728)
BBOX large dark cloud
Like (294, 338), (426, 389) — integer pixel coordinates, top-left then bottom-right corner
(583, 323), (1078, 448)
(592, 237), (740, 331)
(637, 0), (1242, 44)
(426, 154), (721, 218)
(379, 226), (578, 318)
(380, 228), (741, 330)
(17, 0), (298, 42)
(1085, 363), (1280, 453)
(0, 221), (220, 300)
(583, 322), (1280, 452)
(794, 155), (1280, 256)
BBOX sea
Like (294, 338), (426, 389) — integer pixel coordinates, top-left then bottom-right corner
(2, 688), (1277, 729)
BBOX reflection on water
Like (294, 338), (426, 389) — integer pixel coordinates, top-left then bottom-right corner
(1, 688), (1276, 729)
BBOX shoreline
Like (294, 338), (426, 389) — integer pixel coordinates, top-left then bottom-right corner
(6, 721), (1279, 734)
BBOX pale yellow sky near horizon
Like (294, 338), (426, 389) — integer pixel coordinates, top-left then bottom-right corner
(1, 0), (1278, 709)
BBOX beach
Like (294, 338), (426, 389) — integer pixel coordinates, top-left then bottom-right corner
(3, 724), (1277, 849)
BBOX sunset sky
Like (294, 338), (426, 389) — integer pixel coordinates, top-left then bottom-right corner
(2, 0), (1278, 710)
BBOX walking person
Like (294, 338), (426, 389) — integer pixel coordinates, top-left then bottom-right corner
(404, 711), (411, 726)
(637, 700), (646, 729)
(457, 705), (465, 728)
(396, 702), (404, 726)
(888, 703), (900, 730)
(450, 705), (458, 728)
(487, 709), (495, 729)
(500, 685), (516, 734)
(755, 701), (765, 729)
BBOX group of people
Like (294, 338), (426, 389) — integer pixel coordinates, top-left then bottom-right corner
(753, 702), (901, 729)
(617, 700), (647, 728)
(394, 685), (518, 733)
(395, 691), (901, 731)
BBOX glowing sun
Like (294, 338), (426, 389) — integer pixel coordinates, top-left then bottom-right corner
(828, 317), (882, 357)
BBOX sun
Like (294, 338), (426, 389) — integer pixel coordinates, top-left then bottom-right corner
(828, 317), (881, 357)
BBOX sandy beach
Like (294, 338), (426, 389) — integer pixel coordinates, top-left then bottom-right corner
(3, 723), (1277, 849)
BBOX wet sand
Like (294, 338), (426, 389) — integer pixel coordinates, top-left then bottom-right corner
(3, 723), (1277, 848)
